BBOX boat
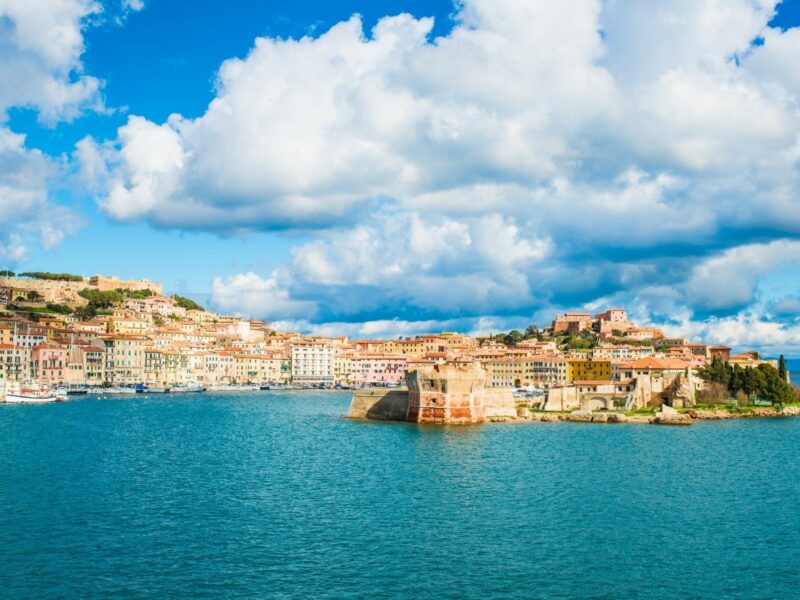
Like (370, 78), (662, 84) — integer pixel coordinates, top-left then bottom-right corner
(97, 386), (137, 395)
(171, 384), (206, 393)
(136, 384), (170, 393)
(259, 383), (290, 390)
(3, 383), (65, 404)
(55, 385), (89, 395)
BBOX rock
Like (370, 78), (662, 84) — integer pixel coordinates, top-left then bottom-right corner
(528, 412), (543, 422)
(782, 406), (800, 416)
(567, 410), (593, 422)
(627, 415), (652, 424)
(517, 407), (531, 419)
(689, 409), (727, 420)
(659, 404), (679, 415)
(607, 413), (628, 423)
(652, 409), (692, 425)
(540, 413), (561, 422)
(591, 413), (608, 423)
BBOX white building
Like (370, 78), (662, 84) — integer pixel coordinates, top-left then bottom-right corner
(291, 344), (335, 384)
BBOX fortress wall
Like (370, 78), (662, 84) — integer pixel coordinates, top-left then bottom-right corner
(347, 388), (410, 421)
(0, 279), (88, 305)
(483, 387), (518, 418)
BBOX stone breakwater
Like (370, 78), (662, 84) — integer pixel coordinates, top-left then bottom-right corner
(499, 405), (800, 426)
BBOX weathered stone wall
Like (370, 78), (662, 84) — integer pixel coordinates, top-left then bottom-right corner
(0, 278), (88, 306)
(348, 366), (522, 425)
(347, 388), (409, 421)
(483, 387), (517, 418)
(544, 385), (579, 411)
(407, 364), (486, 424)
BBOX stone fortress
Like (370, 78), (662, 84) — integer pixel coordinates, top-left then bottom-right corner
(347, 362), (517, 424)
(0, 274), (163, 307)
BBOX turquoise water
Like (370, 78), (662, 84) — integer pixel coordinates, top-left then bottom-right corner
(788, 358), (799, 386)
(1, 391), (799, 599)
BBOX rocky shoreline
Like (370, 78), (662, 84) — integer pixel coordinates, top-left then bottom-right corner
(494, 405), (800, 426)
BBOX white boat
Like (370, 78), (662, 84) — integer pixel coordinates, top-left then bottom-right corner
(207, 384), (259, 392)
(171, 384), (206, 393)
(137, 385), (170, 394)
(3, 383), (65, 404)
(97, 387), (137, 395)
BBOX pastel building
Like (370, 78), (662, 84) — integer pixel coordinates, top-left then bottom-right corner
(31, 343), (68, 385)
(568, 359), (612, 383)
(351, 354), (408, 386)
(291, 344), (335, 385)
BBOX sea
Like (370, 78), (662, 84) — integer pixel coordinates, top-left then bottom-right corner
(789, 358), (800, 386)
(1, 390), (799, 599)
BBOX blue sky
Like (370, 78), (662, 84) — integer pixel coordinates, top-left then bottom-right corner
(2, 0), (800, 354)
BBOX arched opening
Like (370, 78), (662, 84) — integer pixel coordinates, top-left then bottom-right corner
(583, 397), (608, 411)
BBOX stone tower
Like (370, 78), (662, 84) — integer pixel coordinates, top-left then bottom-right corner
(405, 363), (486, 425)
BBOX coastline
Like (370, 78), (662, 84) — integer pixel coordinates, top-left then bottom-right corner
(485, 405), (800, 425)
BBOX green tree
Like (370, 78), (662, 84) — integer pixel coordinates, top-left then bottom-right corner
(0, 270), (14, 277)
(27, 290), (43, 302)
(778, 355), (787, 381)
(19, 272), (83, 282)
(45, 303), (73, 315)
(504, 330), (524, 346)
(172, 294), (204, 311)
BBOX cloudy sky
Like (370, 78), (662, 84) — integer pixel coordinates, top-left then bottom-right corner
(2, 0), (800, 354)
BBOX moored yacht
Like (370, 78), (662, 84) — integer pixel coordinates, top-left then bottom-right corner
(2, 382), (65, 404)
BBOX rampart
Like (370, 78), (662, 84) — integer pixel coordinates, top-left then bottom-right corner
(347, 364), (516, 425)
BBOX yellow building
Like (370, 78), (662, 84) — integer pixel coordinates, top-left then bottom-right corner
(483, 357), (569, 388)
(568, 359), (611, 383)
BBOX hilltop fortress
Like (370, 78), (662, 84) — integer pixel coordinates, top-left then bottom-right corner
(0, 274), (163, 306)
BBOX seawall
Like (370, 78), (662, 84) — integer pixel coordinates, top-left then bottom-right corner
(346, 389), (410, 421)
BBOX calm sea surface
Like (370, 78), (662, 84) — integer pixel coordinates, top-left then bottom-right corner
(788, 358), (799, 386)
(1, 390), (799, 599)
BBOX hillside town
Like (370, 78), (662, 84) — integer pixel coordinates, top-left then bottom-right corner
(0, 272), (793, 411)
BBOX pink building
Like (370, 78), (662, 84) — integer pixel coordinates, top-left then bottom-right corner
(31, 343), (68, 385)
(351, 354), (408, 386)
(594, 308), (628, 323)
(624, 327), (664, 340)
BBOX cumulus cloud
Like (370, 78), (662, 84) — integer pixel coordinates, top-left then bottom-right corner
(79, 0), (800, 349)
(685, 240), (800, 312)
(0, 0), (143, 262)
(211, 272), (317, 321)
(664, 312), (800, 356)
(0, 0), (104, 122)
(0, 128), (82, 263)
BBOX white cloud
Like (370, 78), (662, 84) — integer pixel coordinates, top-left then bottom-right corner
(67, 0), (800, 349)
(0, 128), (81, 263)
(685, 240), (800, 311)
(0, 0), (135, 263)
(665, 312), (800, 355)
(0, 0), (104, 122)
(211, 272), (317, 321)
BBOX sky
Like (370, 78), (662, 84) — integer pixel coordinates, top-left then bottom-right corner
(1, 0), (800, 355)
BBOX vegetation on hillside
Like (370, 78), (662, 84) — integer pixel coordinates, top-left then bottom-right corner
(0, 270), (14, 277)
(76, 287), (155, 319)
(18, 272), (84, 282)
(697, 356), (797, 406)
(172, 294), (204, 312)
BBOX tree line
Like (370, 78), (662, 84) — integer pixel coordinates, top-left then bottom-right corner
(697, 356), (796, 406)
